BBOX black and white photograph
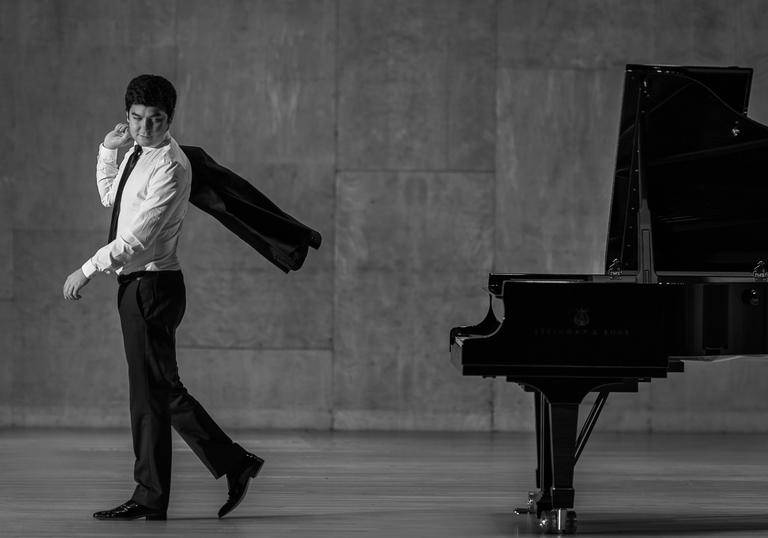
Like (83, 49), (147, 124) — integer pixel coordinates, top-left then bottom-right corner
(2, 1), (768, 536)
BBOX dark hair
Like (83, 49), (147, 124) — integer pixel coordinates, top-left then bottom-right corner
(124, 74), (177, 120)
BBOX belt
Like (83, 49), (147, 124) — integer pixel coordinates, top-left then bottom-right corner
(117, 271), (152, 285)
(117, 270), (182, 285)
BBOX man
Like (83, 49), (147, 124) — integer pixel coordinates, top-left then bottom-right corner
(62, 74), (262, 521)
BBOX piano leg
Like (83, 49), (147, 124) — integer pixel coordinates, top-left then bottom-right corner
(538, 393), (553, 513)
(515, 390), (547, 516)
(534, 390), (542, 490)
(538, 401), (579, 534)
(513, 379), (629, 533)
(547, 402), (578, 507)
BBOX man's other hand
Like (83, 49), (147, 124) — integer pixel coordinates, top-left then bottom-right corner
(103, 123), (133, 150)
(63, 269), (91, 301)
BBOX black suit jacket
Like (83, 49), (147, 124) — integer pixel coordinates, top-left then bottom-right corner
(180, 145), (321, 273)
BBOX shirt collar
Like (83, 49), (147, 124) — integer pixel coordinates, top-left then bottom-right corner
(134, 131), (172, 154)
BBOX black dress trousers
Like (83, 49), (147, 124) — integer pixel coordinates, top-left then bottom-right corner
(117, 270), (245, 510)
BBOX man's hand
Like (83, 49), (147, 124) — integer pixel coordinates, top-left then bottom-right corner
(103, 123), (133, 150)
(63, 269), (91, 301)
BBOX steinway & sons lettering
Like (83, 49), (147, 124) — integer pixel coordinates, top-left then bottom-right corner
(532, 327), (631, 337)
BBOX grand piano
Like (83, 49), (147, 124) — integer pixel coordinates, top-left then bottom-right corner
(450, 64), (768, 534)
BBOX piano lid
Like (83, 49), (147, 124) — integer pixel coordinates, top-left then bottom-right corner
(605, 64), (768, 275)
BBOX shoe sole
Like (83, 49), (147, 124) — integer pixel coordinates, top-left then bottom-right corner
(218, 458), (264, 518)
(93, 513), (167, 521)
(146, 514), (167, 521)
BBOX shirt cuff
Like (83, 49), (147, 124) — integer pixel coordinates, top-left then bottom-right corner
(81, 258), (98, 279)
(99, 143), (118, 160)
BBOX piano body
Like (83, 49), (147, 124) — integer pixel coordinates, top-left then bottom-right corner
(450, 64), (768, 534)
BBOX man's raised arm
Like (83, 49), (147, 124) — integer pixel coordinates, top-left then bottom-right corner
(97, 123), (133, 207)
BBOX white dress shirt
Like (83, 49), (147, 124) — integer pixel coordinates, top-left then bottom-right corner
(81, 133), (191, 278)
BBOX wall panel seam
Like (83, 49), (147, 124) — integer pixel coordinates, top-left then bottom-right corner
(330, 0), (341, 431)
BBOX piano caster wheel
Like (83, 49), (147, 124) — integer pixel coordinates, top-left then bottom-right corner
(514, 491), (539, 515)
(539, 509), (576, 535)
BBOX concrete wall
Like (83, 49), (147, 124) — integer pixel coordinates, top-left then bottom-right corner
(2, 0), (768, 431)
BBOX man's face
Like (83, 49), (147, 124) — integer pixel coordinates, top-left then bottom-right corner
(126, 104), (170, 148)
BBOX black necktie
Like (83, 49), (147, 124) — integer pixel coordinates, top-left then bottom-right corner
(108, 145), (142, 242)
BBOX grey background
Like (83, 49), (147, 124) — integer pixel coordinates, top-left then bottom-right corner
(2, 0), (768, 431)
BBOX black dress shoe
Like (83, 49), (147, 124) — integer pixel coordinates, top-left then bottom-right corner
(93, 500), (166, 521)
(218, 452), (264, 518)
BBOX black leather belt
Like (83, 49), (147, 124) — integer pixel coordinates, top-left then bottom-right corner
(117, 270), (182, 285)
(117, 271), (152, 285)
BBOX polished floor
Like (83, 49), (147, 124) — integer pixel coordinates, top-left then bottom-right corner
(0, 428), (767, 537)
